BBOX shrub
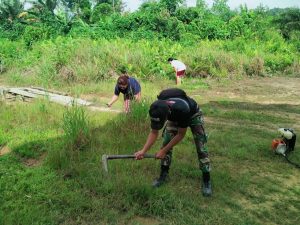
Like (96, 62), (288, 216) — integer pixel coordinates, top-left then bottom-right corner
(285, 60), (300, 77)
(23, 25), (50, 47)
(245, 56), (265, 76)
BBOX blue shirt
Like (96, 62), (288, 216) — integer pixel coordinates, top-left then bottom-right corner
(114, 77), (141, 97)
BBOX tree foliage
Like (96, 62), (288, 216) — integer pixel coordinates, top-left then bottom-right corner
(0, 0), (299, 44)
(160, 0), (184, 15)
(212, 0), (233, 21)
(273, 8), (300, 39)
(0, 0), (24, 22)
(29, 0), (58, 14)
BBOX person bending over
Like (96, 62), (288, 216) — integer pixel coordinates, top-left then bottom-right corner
(135, 88), (212, 196)
(168, 58), (186, 85)
(107, 75), (141, 113)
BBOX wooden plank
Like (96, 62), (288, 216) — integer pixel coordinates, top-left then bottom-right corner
(88, 106), (121, 113)
(30, 86), (68, 96)
(49, 95), (92, 106)
(4, 87), (119, 113)
(24, 88), (92, 106)
(8, 88), (37, 98)
(0, 87), (7, 96)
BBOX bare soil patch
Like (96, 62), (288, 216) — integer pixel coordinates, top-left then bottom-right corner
(195, 77), (300, 105)
(23, 152), (47, 167)
(0, 145), (11, 156)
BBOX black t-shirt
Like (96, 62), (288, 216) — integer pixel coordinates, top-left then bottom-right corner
(165, 97), (199, 128)
(151, 88), (199, 129)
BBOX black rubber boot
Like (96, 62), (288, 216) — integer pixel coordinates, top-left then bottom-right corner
(152, 166), (169, 188)
(202, 172), (212, 197)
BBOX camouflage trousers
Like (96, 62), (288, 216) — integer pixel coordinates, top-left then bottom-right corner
(161, 113), (210, 173)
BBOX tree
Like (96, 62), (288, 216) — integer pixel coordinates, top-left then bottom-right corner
(25, 0), (72, 37)
(176, 7), (202, 24)
(139, 1), (161, 13)
(211, 0), (233, 21)
(160, 0), (184, 15)
(196, 0), (207, 9)
(0, 0), (24, 23)
(0, 0), (27, 40)
(273, 8), (300, 39)
(29, 0), (59, 14)
(94, 0), (124, 13)
(91, 3), (113, 23)
(62, 0), (92, 22)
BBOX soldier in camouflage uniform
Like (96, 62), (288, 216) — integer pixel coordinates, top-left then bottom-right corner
(135, 88), (212, 196)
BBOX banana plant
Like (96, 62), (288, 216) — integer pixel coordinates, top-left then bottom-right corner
(0, 0), (24, 23)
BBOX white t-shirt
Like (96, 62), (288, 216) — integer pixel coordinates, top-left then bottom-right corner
(170, 60), (186, 71)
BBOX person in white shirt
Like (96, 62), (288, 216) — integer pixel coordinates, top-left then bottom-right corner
(168, 58), (186, 85)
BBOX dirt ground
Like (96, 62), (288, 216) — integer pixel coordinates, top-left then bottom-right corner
(191, 76), (300, 105)
(189, 76), (300, 131)
(0, 145), (11, 156)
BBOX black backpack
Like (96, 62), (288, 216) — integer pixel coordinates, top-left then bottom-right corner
(157, 88), (187, 100)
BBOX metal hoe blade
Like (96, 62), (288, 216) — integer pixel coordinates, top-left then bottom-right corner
(101, 154), (156, 172)
(102, 154), (108, 172)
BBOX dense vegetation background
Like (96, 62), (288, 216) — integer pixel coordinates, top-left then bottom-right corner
(0, 0), (300, 84)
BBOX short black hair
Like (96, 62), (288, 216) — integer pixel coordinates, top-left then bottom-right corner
(167, 57), (174, 62)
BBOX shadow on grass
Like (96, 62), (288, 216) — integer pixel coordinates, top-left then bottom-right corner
(204, 100), (300, 114)
(200, 100), (300, 127)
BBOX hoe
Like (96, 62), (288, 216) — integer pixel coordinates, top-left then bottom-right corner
(102, 154), (156, 172)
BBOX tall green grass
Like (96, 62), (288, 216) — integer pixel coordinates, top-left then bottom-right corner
(46, 104), (91, 176)
(1, 36), (299, 88)
(62, 104), (90, 151)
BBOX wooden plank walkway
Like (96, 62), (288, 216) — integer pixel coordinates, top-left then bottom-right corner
(0, 86), (121, 113)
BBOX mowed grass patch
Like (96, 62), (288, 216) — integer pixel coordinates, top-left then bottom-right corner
(0, 100), (64, 158)
(203, 102), (293, 125)
(0, 155), (95, 225)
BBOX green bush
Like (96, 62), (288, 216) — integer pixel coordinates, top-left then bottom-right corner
(23, 25), (52, 47)
(244, 56), (265, 76)
(0, 22), (25, 40)
(0, 38), (25, 65)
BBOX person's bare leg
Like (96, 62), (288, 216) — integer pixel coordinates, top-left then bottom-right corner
(176, 76), (181, 85)
(124, 99), (130, 113)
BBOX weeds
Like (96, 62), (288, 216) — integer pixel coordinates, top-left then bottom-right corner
(44, 104), (91, 175)
(62, 104), (90, 151)
(1, 37), (299, 87)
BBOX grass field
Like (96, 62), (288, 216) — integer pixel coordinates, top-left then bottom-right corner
(0, 76), (299, 225)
